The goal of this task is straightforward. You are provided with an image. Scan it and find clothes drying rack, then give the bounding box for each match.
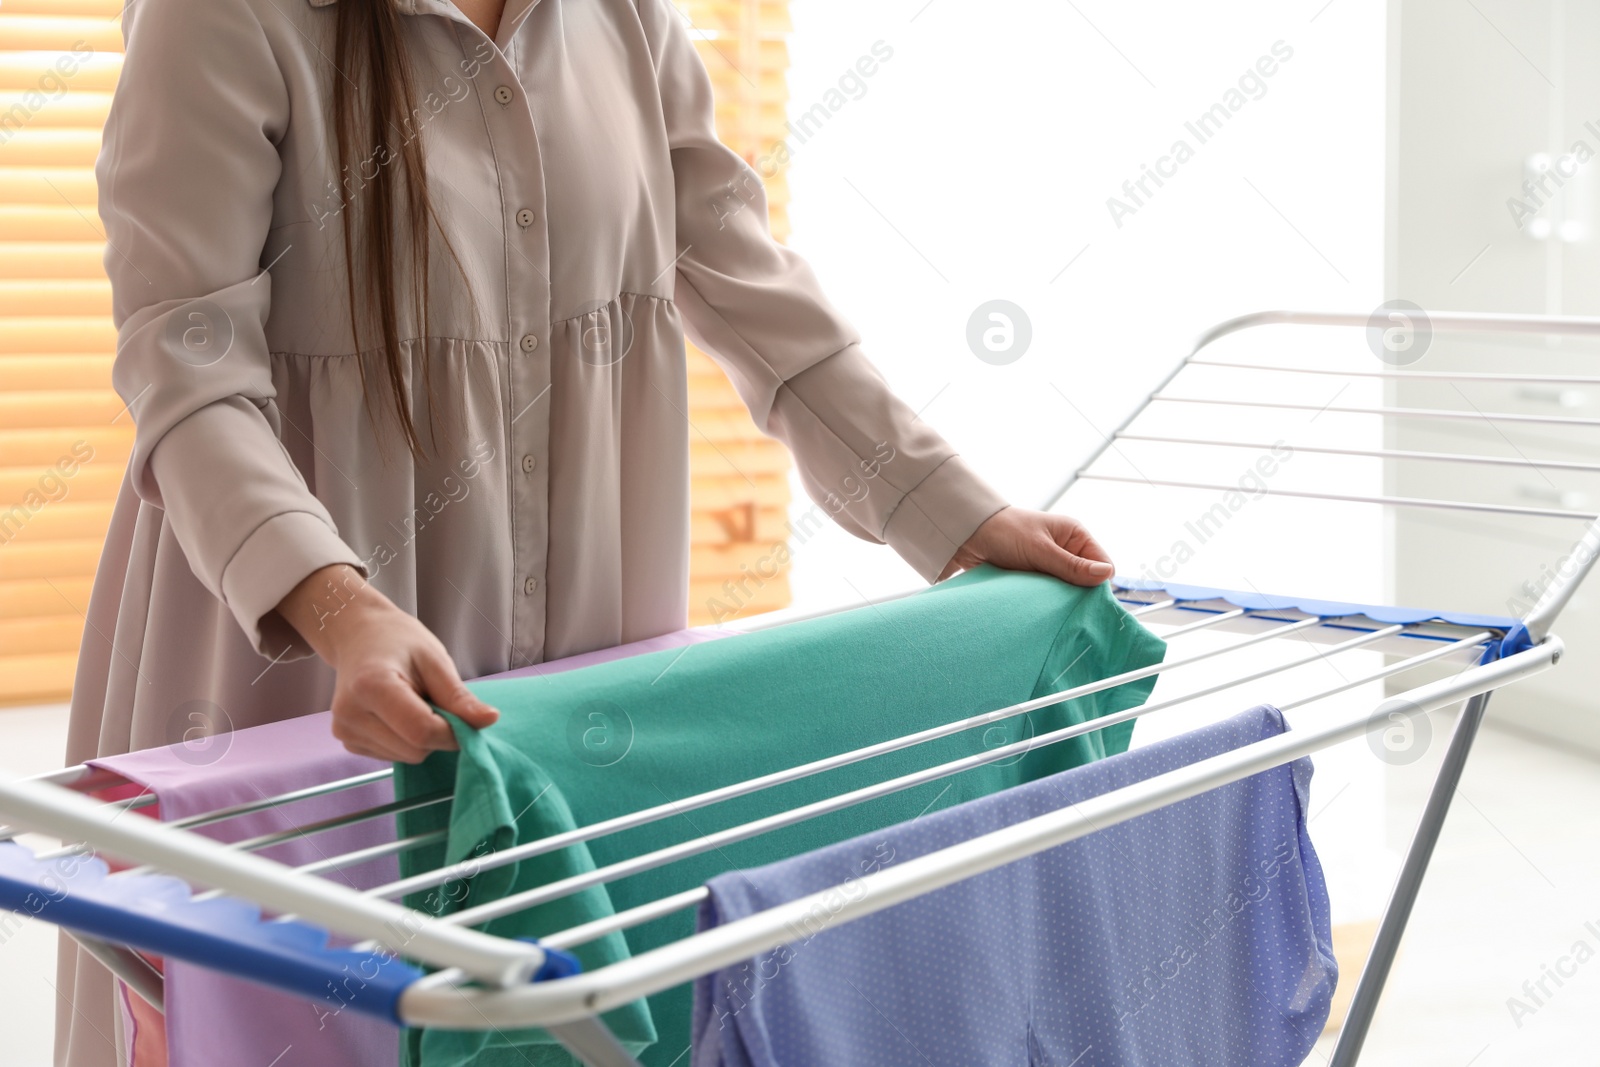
[4,309,1600,1067]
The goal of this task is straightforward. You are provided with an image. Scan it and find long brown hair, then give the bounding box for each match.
[330,0,463,460]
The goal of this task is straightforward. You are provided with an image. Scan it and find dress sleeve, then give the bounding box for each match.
[637,0,1010,582]
[99,0,366,659]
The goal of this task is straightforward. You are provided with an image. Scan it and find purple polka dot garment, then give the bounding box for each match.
[691,705,1336,1067]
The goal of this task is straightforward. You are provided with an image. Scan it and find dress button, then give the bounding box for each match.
[520,334,539,353]
[521,454,537,473]
[523,576,539,595]
[516,208,535,228]
[494,85,514,105]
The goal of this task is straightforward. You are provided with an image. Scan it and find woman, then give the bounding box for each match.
[58,0,1115,1062]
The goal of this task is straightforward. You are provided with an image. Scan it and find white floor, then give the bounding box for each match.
[2,703,84,1067]
[1308,706,1600,1066]
[3,700,1598,1067]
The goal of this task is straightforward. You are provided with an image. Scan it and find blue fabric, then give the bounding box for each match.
[691,706,1336,1067]
[0,840,422,1022]
[1113,577,1527,658]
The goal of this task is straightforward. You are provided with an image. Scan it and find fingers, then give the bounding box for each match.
[319,604,498,764]
[1066,553,1115,585]
[1034,542,1114,586]
[415,646,500,730]
[1038,514,1114,586]
[331,702,430,764]
[362,709,438,765]
[945,507,1116,587]
[335,665,459,764]
[1051,515,1113,568]
[381,679,461,755]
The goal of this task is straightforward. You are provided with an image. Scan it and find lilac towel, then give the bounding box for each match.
[88,627,726,1067]
[692,705,1337,1067]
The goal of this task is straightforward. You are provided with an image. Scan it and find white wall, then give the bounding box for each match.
[779,0,1387,606]
[776,0,1394,929]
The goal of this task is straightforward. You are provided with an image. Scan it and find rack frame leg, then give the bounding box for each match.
[1329,690,1493,1066]
[548,1015,645,1067]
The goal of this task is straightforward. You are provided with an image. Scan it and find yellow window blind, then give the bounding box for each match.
[0,0,126,706]
[679,0,796,626]
[0,1,796,705]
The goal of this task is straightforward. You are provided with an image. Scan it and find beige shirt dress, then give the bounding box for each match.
[56,0,1009,1062]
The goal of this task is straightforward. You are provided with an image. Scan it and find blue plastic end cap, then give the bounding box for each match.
[1494,622,1534,662]
[516,938,583,981]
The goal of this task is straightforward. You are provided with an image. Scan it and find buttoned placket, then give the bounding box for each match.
[437,7,552,668]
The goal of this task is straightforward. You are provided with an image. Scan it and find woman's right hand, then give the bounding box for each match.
[276,564,500,763]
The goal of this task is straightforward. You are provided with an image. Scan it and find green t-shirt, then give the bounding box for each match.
[396,566,1167,1067]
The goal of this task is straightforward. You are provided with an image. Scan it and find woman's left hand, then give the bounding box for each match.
[939,506,1115,586]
